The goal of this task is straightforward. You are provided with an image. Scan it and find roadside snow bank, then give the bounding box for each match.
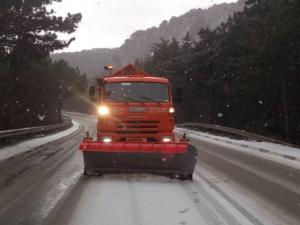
[63,111,96,119]
[176,127,300,162]
[0,121,80,162]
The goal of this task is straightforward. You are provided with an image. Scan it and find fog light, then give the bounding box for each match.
[102,136,112,143]
[162,136,172,143]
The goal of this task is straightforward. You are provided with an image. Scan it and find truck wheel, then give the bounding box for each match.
[83,167,89,176]
[178,173,193,181]
[84,167,103,177]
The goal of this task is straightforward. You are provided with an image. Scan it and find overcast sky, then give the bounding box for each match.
[51,0,237,52]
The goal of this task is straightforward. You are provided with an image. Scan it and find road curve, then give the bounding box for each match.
[0,113,299,225]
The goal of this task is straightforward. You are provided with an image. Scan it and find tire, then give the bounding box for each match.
[83,167,89,176]
[84,167,103,177]
[178,173,193,181]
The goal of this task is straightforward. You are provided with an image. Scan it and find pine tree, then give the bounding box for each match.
[0,0,83,129]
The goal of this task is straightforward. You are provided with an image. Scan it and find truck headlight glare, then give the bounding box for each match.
[98,106,110,116]
[169,107,175,113]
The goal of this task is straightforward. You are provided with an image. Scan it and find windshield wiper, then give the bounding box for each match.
[107,97,145,105]
[137,97,162,104]
[107,96,163,105]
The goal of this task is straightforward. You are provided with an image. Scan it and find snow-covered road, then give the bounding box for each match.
[50,171,257,225]
[0,113,299,225]
[176,127,300,163]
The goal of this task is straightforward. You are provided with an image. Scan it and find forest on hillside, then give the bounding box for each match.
[0,0,87,130]
[137,0,300,144]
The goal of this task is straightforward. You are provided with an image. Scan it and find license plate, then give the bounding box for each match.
[128,107,146,113]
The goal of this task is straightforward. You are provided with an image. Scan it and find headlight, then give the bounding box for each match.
[102,136,112,143]
[169,107,175,113]
[98,106,110,116]
[162,136,172,143]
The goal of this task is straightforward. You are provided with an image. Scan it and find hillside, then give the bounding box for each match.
[51,0,245,78]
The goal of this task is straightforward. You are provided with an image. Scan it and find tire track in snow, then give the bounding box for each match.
[181,182,235,225]
[0,140,81,225]
[127,180,144,225]
[194,169,265,225]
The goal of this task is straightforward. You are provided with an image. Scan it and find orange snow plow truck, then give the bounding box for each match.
[79,64,197,180]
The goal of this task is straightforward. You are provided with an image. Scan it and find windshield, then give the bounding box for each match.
[104,82,169,102]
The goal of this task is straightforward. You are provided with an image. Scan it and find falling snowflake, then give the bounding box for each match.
[264,122,268,127]
[258,100,263,104]
[26,108,30,112]
[38,114,46,121]
[226,104,230,108]
[217,113,223,118]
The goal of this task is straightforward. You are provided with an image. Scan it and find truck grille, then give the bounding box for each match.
[115,120,159,134]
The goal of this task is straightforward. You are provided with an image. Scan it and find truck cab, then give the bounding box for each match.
[93,65,176,144]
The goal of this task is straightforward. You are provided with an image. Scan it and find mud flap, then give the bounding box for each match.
[82,144,197,180]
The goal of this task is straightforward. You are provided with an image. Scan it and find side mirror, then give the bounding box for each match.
[174,87,183,103]
[89,86,97,102]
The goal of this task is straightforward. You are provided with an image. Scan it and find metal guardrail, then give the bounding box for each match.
[178,122,298,147]
[0,116,72,141]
